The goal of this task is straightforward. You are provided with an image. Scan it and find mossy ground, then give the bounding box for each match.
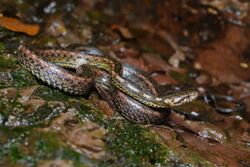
[0,58,211,166]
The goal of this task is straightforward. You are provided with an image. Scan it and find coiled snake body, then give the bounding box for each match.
[17,45,198,123]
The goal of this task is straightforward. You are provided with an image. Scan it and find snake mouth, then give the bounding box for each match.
[164,90,199,107]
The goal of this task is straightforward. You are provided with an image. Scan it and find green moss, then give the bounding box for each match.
[17,103,60,127]
[0,55,17,70]
[0,89,63,127]
[0,128,95,167]
[0,27,16,38]
[0,96,25,119]
[0,42,6,52]
[12,68,38,88]
[0,72,13,88]
[34,132,63,159]
[31,132,95,166]
[0,128,30,161]
[103,120,172,166]
[34,132,89,166]
[69,98,105,124]
[184,151,213,167]
[9,145,23,163]
[32,86,68,101]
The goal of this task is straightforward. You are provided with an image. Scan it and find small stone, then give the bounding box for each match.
[196,74,211,85]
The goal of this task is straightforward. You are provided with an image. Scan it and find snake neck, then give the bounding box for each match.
[111,74,166,108]
[163,91,199,107]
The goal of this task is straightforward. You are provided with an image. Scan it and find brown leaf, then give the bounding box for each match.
[0,16,40,36]
[111,24,134,39]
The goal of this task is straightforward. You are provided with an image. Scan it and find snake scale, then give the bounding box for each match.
[17,44,198,123]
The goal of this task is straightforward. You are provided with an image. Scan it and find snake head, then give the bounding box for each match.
[163,90,199,107]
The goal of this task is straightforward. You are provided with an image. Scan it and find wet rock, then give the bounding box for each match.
[47,112,106,159]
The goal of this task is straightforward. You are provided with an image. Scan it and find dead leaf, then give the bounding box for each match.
[111,24,134,39]
[0,16,40,36]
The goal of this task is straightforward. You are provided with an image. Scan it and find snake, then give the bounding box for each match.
[17,45,198,110]
[14,46,228,142]
[92,59,170,124]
